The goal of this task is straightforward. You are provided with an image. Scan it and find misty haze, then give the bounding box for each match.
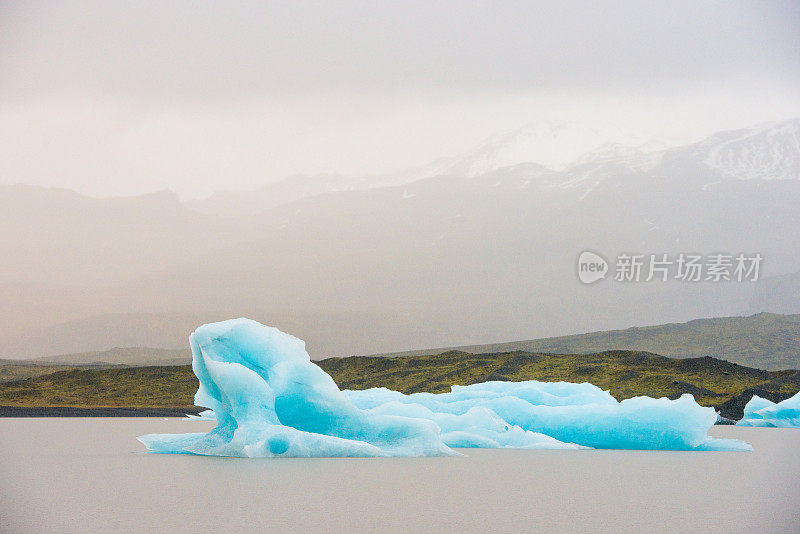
[2,3,800,533]
[1,3,799,363]
[1,117,799,359]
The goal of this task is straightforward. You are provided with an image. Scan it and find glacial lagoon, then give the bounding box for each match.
[1,418,798,534]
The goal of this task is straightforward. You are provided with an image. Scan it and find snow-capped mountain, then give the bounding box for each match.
[427,121,671,178]
[188,121,676,216]
[697,119,800,181]
[505,118,800,200]
[418,118,800,196]
[552,143,663,199]
[187,118,800,219]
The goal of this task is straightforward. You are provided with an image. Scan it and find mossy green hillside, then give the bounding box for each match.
[1,350,797,418]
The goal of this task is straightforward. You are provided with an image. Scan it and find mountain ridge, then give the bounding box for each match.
[4,312,798,372]
[182,118,800,217]
[1,118,798,359]
[372,312,800,370]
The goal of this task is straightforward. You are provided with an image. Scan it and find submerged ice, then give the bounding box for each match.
[139,319,750,457]
[736,392,800,427]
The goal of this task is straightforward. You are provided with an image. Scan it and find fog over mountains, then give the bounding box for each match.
[2,119,799,359]
[188,121,675,217]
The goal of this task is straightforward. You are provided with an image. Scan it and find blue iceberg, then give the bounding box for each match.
[736,393,800,427]
[139,319,454,457]
[344,385,749,451]
[138,318,751,457]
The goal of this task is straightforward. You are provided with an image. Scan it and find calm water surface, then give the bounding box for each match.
[1,418,798,533]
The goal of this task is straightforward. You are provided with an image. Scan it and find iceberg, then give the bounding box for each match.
[139,318,751,457]
[344,385,749,451]
[736,392,800,427]
[139,319,454,457]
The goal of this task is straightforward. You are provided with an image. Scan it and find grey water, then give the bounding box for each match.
[1,419,798,534]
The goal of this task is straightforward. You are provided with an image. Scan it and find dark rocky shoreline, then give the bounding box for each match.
[0,406,204,417]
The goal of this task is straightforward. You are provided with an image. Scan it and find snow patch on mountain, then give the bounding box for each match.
[702,119,800,181]
[556,143,663,198]
[434,121,669,178]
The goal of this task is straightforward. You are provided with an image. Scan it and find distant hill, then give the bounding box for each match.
[0,348,191,383]
[749,271,800,315]
[0,185,256,287]
[0,361,84,383]
[1,350,798,419]
[5,312,799,373]
[375,313,800,371]
[32,347,191,366]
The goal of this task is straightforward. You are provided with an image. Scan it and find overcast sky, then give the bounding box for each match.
[1,1,798,198]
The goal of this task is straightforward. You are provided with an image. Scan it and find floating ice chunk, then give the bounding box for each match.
[139,319,751,456]
[346,383,750,451]
[139,319,455,457]
[737,392,800,427]
[736,395,776,426]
